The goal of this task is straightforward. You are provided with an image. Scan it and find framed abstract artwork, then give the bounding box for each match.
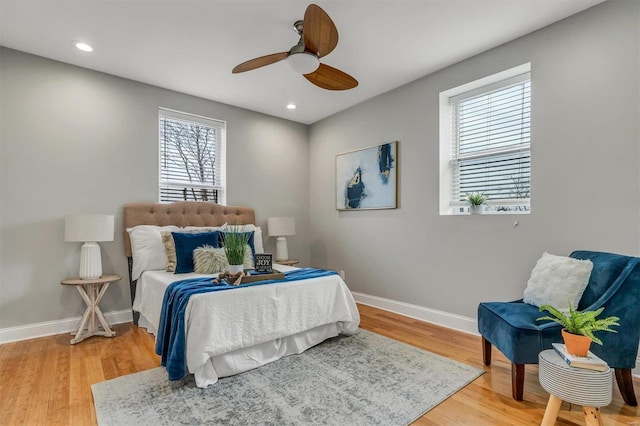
[336,141,398,210]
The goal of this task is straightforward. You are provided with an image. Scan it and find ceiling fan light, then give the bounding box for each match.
[287,52,319,74]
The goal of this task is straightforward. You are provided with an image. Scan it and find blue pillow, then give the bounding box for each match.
[219,231,255,257]
[172,231,220,274]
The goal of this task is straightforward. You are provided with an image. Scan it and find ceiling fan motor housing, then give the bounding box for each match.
[287,19,320,74]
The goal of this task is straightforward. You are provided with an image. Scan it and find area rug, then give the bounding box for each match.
[92,330,483,425]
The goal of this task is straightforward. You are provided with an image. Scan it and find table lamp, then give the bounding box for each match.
[267,217,295,262]
[65,214,114,279]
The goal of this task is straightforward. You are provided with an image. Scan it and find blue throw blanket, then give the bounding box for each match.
[155,268,338,381]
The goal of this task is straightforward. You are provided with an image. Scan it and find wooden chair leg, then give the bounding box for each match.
[482,336,492,366]
[614,368,638,406]
[511,363,525,401]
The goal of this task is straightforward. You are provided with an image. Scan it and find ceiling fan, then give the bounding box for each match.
[232,4,358,91]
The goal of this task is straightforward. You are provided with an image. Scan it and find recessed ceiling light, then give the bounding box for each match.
[286,104,297,110]
[74,42,93,52]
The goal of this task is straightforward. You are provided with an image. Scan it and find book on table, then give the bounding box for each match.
[552,343,608,372]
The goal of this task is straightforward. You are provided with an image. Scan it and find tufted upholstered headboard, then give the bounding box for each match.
[123,201,256,257]
[123,201,256,323]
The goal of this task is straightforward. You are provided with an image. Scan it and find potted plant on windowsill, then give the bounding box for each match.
[466,192,488,215]
[537,303,620,356]
[223,225,251,275]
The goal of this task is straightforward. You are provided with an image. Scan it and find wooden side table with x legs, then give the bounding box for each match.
[61,274,121,344]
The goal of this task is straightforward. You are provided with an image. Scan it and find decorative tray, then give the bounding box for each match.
[214,269,285,286]
[239,269,285,284]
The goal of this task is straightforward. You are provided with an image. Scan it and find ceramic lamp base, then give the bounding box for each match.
[79,241,102,280]
[275,236,289,262]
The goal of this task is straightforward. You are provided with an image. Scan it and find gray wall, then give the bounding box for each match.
[0,47,309,328]
[308,0,640,318]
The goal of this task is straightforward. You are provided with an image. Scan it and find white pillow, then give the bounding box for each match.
[243,244,255,268]
[523,252,593,311]
[183,225,225,232]
[244,225,264,254]
[127,225,180,281]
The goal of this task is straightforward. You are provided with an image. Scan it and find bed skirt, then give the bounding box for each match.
[138,314,341,387]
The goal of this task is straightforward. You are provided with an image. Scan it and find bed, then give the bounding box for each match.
[123,201,360,387]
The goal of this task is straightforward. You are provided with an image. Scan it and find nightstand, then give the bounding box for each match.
[61,274,121,344]
[276,259,299,266]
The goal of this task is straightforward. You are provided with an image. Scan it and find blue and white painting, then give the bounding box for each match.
[336,141,397,210]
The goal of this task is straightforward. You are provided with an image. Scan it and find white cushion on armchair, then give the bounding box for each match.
[523,252,593,312]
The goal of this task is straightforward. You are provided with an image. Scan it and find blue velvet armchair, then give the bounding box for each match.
[478,250,640,405]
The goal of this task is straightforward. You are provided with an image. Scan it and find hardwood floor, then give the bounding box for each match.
[0,304,638,425]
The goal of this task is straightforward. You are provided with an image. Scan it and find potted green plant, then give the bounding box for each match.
[537,303,620,356]
[223,225,251,275]
[466,192,488,214]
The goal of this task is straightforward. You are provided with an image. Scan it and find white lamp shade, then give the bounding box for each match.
[65,214,114,242]
[268,217,295,237]
[65,214,113,279]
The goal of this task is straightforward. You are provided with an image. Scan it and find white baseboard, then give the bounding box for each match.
[353,292,640,379]
[0,309,133,344]
[3,298,640,379]
[352,291,479,336]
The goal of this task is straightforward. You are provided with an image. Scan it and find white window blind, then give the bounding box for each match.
[451,73,531,212]
[159,109,225,204]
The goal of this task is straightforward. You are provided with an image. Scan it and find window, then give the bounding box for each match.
[439,64,531,215]
[159,108,226,204]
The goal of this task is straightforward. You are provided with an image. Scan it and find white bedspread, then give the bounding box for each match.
[134,266,360,387]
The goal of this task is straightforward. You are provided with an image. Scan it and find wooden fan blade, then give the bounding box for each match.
[304,63,358,91]
[232,52,288,73]
[303,4,338,58]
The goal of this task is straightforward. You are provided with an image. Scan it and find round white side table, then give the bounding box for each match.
[538,349,612,426]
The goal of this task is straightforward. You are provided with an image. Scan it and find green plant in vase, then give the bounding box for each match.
[466,192,488,214]
[223,225,251,274]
